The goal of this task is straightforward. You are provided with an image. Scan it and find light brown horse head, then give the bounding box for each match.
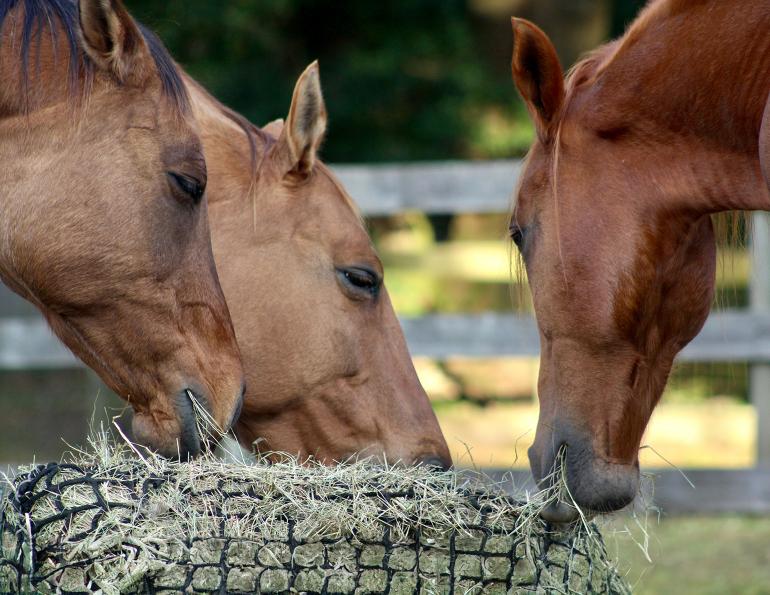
[0,0,245,458]
[193,63,451,469]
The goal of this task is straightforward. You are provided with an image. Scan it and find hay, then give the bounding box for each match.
[0,433,630,594]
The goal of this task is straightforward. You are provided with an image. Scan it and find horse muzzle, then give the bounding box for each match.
[129,385,244,460]
[529,424,640,524]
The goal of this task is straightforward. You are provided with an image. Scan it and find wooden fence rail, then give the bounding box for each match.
[4,310,770,368]
[334,160,520,215]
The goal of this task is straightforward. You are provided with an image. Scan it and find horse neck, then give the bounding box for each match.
[593,0,770,213]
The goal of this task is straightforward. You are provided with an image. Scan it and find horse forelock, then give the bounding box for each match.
[0,0,189,114]
[136,23,189,114]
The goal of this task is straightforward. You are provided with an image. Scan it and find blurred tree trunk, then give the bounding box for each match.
[610,0,647,37]
[525,0,611,66]
[428,214,455,243]
[471,0,611,68]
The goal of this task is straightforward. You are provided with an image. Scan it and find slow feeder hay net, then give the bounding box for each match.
[0,439,630,594]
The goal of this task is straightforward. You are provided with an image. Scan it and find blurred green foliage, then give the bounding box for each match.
[130,0,531,162]
[129,1,654,161]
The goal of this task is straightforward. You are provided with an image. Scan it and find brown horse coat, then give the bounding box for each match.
[510,0,770,520]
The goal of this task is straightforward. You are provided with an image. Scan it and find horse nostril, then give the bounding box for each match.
[228,384,246,432]
[417,456,451,472]
[176,389,202,460]
[540,500,580,524]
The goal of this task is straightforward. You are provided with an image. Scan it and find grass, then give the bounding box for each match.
[607,516,770,595]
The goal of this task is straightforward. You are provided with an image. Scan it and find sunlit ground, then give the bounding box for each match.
[417,356,756,469]
[430,397,755,470]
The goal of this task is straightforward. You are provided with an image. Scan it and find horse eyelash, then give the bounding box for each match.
[509,223,524,245]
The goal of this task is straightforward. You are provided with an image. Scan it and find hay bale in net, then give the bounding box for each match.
[0,442,630,594]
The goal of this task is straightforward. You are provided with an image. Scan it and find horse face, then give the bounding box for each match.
[0,0,244,458]
[510,19,716,521]
[202,64,451,469]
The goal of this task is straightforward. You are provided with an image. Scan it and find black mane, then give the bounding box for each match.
[0,0,189,112]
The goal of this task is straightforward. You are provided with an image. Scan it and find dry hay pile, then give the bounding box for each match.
[0,437,630,594]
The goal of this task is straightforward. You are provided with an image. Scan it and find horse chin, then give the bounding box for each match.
[566,455,639,514]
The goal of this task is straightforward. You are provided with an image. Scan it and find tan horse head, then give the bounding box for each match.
[0,0,245,458]
[188,63,451,468]
[510,1,770,521]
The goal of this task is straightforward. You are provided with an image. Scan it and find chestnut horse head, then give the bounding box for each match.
[510,0,770,521]
[187,63,451,468]
[0,0,245,458]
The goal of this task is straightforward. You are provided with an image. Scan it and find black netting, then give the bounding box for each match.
[0,462,630,594]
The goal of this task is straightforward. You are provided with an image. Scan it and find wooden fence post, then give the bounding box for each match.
[750,211,770,468]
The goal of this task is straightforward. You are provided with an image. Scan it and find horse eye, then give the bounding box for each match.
[510,224,524,246]
[338,267,381,297]
[168,172,205,203]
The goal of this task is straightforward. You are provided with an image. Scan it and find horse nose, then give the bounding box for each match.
[178,383,245,455]
[529,426,639,522]
[416,455,452,472]
[128,391,204,460]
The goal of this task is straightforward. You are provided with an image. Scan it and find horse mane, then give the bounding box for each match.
[554,0,715,161]
[183,73,270,197]
[563,0,706,94]
[616,0,704,53]
[0,0,189,113]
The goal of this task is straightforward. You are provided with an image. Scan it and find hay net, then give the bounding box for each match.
[0,439,630,594]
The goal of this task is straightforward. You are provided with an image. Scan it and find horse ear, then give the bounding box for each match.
[278,61,327,176]
[511,18,565,141]
[263,118,285,138]
[78,0,151,84]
